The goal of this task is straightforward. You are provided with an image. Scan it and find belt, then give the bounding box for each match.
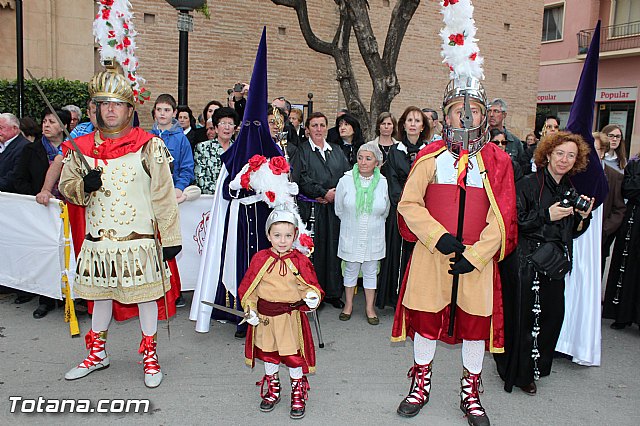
[257,299,305,316]
[85,229,155,242]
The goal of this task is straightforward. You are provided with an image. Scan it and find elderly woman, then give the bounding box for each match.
[193,107,238,194]
[368,112,398,164]
[291,112,351,309]
[601,124,627,173]
[335,142,390,324]
[377,106,430,309]
[495,132,594,395]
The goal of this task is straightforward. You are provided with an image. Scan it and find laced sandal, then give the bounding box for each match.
[257,373,281,412]
[290,376,310,419]
[397,362,432,417]
[139,333,162,388]
[65,330,109,380]
[460,368,490,426]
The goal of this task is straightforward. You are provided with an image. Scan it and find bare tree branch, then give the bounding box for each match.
[383,0,420,71]
[272,0,334,56]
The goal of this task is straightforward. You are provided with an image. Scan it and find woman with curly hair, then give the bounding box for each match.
[495,131,594,395]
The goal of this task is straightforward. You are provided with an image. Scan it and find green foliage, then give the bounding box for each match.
[0,78,90,122]
[195,2,210,19]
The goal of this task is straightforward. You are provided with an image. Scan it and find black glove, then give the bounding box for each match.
[162,245,182,261]
[435,233,465,255]
[448,256,475,275]
[83,169,103,193]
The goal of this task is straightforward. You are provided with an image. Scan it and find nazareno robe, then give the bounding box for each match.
[391,140,518,352]
[239,249,324,373]
[494,168,590,391]
[377,139,423,309]
[291,141,350,300]
[603,158,640,327]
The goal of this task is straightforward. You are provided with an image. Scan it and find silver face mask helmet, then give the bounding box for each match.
[265,205,299,235]
[442,76,489,157]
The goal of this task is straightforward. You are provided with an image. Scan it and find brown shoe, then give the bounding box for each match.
[338,312,351,321]
[367,316,379,326]
[518,382,537,395]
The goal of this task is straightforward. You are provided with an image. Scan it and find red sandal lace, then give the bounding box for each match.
[290,376,310,418]
[403,362,432,405]
[257,373,281,411]
[460,368,490,426]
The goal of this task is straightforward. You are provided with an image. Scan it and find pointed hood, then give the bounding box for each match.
[567,20,608,207]
[221,27,281,180]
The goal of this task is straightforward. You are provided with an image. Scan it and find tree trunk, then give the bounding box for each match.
[272,0,420,140]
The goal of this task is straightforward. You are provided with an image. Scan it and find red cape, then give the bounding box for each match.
[392,140,518,352]
[239,249,324,373]
[64,128,179,321]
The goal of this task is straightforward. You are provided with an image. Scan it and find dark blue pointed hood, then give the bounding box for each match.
[221,27,281,180]
[567,20,608,207]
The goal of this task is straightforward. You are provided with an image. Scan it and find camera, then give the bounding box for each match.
[233,83,244,93]
[559,188,590,212]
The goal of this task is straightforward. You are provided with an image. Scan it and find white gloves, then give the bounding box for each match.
[303,291,320,309]
[246,310,260,326]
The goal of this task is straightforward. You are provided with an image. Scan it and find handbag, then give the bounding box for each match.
[527,241,571,280]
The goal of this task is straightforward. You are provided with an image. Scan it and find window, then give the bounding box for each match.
[542,4,564,42]
[612,0,640,37]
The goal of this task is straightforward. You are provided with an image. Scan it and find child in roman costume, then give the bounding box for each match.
[239,205,323,420]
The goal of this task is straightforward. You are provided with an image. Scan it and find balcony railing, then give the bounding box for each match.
[577,21,640,54]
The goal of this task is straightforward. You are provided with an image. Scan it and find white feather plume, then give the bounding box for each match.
[440,0,484,80]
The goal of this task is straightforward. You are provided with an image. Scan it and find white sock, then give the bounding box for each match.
[91,299,112,332]
[413,333,436,365]
[289,367,303,380]
[462,340,485,374]
[265,362,280,376]
[137,301,158,336]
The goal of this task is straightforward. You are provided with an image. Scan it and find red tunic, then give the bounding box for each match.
[392,140,518,351]
[239,249,324,373]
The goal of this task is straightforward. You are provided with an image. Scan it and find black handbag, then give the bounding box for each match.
[527,242,571,280]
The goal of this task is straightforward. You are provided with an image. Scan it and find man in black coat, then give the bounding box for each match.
[0,113,30,193]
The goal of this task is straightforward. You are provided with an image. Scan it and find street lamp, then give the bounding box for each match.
[165,0,205,107]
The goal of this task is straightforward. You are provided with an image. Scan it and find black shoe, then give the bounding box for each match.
[15,295,35,304]
[518,381,537,395]
[175,295,186,308]
[610,321,630,330]
[397,398,426,418]
[234,329,247,339]
[325,298,345,309]
[33,304,53,319]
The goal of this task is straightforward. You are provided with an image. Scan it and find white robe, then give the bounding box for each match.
[555,205,602,366]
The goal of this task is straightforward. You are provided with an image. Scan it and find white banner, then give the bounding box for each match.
[175,195,214,291]
[0,192,75,299]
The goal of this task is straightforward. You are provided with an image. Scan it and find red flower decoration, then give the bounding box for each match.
[268,156,290,175]
[122,58,130,66]
[299,234,314,249]
[107,30,115,38]
[443,0,459,6]
[101,8,110,20]
[265,191,276,202]
[122,37,131,47]
[448,33,465,46]
[240,172,251,190]
[470,52,477,61]
[247,155,267,172]
[101,0,114,5]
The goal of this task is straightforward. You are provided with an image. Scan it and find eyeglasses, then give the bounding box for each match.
[217,122,235,128]
[607,133,622,140]
[551,150,577,161]
[491,140,508,146]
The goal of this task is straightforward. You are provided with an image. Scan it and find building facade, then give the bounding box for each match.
[0,0,543,138]
[538,0,640,154]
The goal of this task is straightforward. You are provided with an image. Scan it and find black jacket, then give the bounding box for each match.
[0,133,30,192]
[12,138,50,196]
